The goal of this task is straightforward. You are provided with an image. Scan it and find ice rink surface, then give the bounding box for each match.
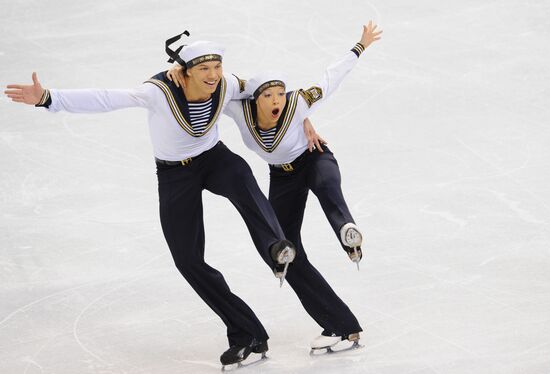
[1,0,550,373]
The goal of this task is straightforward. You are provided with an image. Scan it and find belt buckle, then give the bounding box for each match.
[281,163,294,172]
[181,157,192,166]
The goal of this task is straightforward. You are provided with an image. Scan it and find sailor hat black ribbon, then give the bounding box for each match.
[165,32,225,69]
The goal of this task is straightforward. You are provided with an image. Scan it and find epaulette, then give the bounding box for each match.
[298,86,323,108]
[232,74,247,93]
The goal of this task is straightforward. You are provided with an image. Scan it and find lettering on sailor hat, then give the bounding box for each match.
[245,71,287,99]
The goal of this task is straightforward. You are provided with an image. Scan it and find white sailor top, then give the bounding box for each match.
[42,72,247,161]
[223,45,364,165]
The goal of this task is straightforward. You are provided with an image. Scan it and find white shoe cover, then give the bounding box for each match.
[340,223,363,247]
[310,335,342,349]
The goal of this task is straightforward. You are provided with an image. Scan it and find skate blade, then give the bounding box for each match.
[309,341,363,356]
[221,353,268,371]
[348,247,361,271]
[279,260,290,288]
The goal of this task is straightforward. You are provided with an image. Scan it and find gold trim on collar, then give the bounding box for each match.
[145,77,226,137]
[242,91,299,153]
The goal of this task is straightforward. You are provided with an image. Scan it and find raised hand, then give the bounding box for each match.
[359,20,383,48]
[4,72,45,105]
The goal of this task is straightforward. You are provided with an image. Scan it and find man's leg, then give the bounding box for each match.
[203,143,287,268]
[157,161,268,346]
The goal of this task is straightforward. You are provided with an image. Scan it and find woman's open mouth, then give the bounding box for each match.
[272,108,280,117]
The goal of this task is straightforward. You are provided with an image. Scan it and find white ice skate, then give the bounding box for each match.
[310,332,362,355]
[340,223,363,270]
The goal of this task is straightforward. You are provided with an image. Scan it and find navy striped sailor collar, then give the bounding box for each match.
[241,90,300,153]
[145,71,227,137]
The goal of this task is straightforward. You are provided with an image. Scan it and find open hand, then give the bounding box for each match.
[359,21,383,48]
[4,72,45,105]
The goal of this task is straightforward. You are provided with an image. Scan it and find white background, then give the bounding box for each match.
[1,1,549,373]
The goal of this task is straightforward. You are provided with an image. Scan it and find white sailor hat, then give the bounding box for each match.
[245,71,287,99]
[178,40,225,68]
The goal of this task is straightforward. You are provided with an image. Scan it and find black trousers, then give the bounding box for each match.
[157,141,284,347]
[269,145,362,337]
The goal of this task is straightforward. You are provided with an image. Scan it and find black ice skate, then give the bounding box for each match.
[340,223,363,271]
[310,332,363,355]
[220,339,268,371]
[270,240,296,287]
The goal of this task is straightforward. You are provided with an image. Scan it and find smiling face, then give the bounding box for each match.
[185,60,223,99]
[255,86,287,129]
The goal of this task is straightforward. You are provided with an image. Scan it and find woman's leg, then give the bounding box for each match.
[269,162,362,337]
[307,147,359,252]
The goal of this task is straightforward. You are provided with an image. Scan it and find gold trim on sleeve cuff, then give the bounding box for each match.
[37,89,50,106]
[351,43,365,57]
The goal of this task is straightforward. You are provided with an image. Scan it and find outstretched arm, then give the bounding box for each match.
[298,21,382,116]
[5,72,152,113]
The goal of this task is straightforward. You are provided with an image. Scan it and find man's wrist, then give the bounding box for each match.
[35,89,51,108]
